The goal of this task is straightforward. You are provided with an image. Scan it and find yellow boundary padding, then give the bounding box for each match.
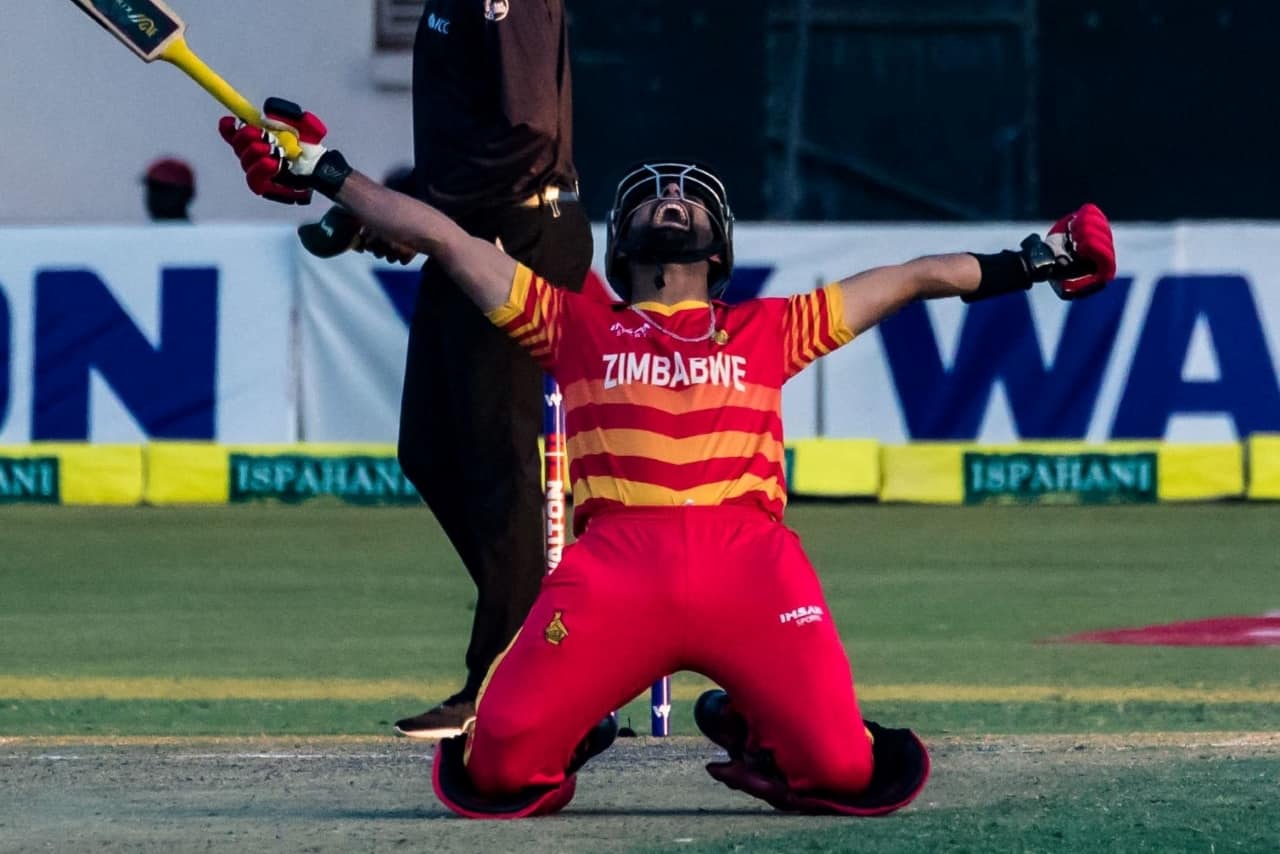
[0,444,142,505]
[1247,434,1280,499]
[788,438,880,497]
[1159,443,1243,500]
[881,441,1243,504]
[0,440,1251,506]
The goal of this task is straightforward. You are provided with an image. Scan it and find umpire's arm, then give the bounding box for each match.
[335,171,518,312]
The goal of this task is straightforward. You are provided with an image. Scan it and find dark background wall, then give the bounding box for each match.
[1038,0,1274,220]
[569,0,1277,222]
[569,0,769,220]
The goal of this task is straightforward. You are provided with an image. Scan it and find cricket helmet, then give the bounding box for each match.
[605,160,735,301]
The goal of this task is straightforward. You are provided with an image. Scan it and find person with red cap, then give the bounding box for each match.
[144,157,196,221]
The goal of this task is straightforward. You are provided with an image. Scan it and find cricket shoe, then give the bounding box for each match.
[394,691,476,739]
[704,720,931,816]
[567,712,620,775]
[694,689,749,759]
[431,714,618,819]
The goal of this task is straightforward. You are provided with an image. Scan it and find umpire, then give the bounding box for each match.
[393,0,593,739]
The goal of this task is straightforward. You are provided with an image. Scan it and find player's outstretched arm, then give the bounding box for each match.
[837,205,1117,335]
[836,253,982,336]
[219,99,516,313]
[335,173,516,311]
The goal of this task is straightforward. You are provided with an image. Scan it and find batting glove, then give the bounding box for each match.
[219,98,351,204]
[1021,203,1117,300]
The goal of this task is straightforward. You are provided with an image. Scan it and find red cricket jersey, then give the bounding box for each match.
[488,264,855,531]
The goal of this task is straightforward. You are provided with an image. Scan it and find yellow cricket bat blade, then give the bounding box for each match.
[66,0,300,157]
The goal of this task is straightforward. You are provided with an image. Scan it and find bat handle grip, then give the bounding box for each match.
[239,113,303,161]
[277,130,303,160]
[162,40,303,159]
[224,97,303,160]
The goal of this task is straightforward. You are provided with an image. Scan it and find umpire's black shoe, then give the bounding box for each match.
[694,689,749,759]
[567,713,620,775]
[394,691,476,740]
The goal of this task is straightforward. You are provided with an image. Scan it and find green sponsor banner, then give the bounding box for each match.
[228,454,421,505]
[0,457,60,504]
[964,451,1158,505]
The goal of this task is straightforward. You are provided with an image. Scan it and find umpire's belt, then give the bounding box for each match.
[519,186,579,208]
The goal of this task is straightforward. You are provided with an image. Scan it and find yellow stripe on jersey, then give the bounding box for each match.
[820,283,856,351]
[486,263,536,327]
[575,472,787,508]
[631,299,711,315]
[487,264,558,361]
[570,428,787,467]
[783,284,856,376]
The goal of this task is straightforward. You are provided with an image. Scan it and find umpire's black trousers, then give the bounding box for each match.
[398,199,593,699]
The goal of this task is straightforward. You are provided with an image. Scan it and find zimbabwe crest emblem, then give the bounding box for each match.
[544,610,569,645]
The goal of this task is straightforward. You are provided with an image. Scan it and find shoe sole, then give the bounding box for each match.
[393,716,476,740]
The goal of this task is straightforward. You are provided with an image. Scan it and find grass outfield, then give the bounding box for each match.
[2,504,1276,851]
[1,502,1276,736]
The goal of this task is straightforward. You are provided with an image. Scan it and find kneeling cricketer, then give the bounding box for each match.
[220,99,1116,819]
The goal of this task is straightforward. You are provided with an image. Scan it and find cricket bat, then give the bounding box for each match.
[66,0,300,157]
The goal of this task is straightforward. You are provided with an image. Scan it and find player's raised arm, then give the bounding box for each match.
[837,204,1117,335]
[218,99,517,313]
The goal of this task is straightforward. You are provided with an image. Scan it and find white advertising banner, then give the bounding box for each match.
[4,222,1278,446]
[772,224,1280,443]
[297,223,1280,444]
[296,251,417,441]
[0,225,296,444]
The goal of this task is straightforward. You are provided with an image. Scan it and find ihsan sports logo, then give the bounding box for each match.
[779,605,824,626]
[485,0,510,22]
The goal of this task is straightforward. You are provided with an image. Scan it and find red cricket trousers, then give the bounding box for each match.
[464,505,873,795]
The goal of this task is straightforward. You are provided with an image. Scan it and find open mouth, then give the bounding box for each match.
[653,200,692,230]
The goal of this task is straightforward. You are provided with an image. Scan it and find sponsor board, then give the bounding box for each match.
[0,455,58,504]
[145,443,418,506]
[0,226,294,444]
[0,445,143,505]
[963,451,1157,505]
[297,223,1280,443]
[882,442,1241,504]
[228,453,419,505]
[3,223,1280,445]
[0,440,1246,505]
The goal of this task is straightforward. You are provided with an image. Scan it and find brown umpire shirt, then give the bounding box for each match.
[412,0,578,215]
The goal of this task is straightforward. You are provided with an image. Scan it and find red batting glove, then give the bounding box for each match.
[1043,203,1117,300]
[218,98,328,205]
